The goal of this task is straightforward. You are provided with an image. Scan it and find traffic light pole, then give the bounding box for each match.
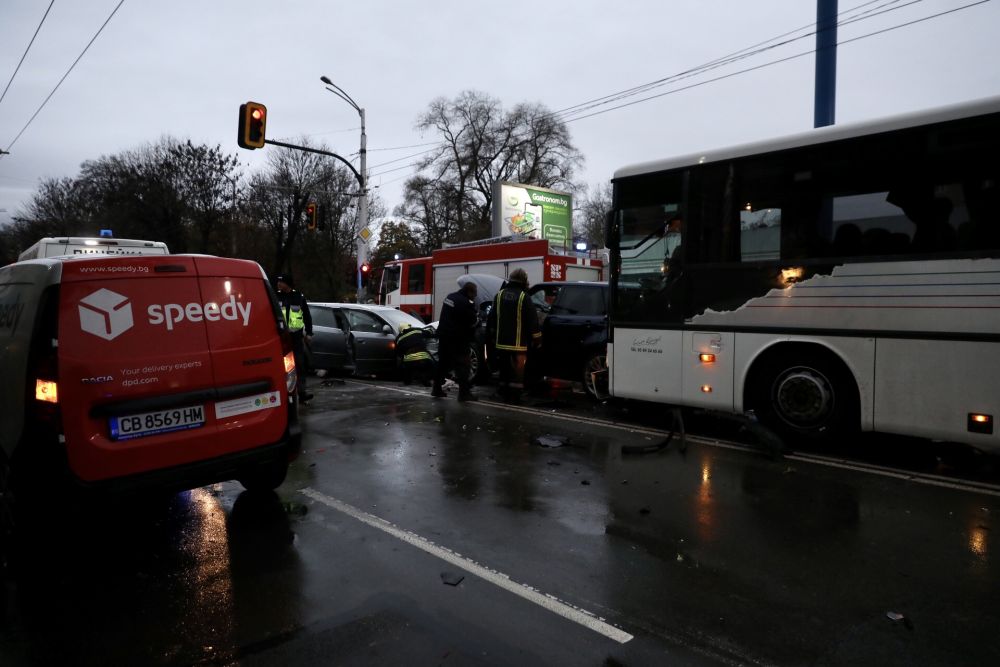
[319,77,369,303]
[263,139,363,186]
[264,137,368,301]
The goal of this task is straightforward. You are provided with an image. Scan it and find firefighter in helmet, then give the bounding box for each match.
[486,268,541,403]
[396,322,434,387]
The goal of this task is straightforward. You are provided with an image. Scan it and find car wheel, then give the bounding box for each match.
[238,460,289,492]
[583,352,609,400]
[746,347,859,443]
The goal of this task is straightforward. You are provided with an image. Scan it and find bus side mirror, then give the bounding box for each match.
[603,210,616,247]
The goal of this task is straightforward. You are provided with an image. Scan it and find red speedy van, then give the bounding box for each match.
[0,253,301,502]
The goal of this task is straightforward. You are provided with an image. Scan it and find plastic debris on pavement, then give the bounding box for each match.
[533,434,569,448]
[886,611,914,630]
[441,571,465,586]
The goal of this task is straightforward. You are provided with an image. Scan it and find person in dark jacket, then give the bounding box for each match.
[275,275,314,404]
[486,268,541,403]
[432,280,478,401]
[396,323,434,387]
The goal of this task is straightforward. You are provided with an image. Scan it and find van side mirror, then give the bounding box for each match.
[382,324,393,335]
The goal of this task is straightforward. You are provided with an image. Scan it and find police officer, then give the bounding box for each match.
[275,275,314,404]
[432,280,478,401]
[487,268,541,403]
[396,322,434,387]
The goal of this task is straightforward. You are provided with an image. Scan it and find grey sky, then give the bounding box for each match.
[1,0,998,228]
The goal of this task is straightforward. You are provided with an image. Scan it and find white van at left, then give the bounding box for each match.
[17,237,169,261]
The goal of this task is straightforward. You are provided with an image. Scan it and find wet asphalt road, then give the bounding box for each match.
[1,378,998,666]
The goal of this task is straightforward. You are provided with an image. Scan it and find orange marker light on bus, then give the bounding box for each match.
[699,353,716,363]
[968,413,993,434]
[700,385,712,393]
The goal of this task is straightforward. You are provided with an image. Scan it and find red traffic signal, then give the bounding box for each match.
[360,262,370,273]
[306,203,317,230]
[237,101,267,149]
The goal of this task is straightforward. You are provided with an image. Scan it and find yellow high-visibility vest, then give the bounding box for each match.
[284,304,305,332]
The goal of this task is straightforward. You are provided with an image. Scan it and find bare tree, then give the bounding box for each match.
[166,140,241,254]
[398,91,583,248]
[246,138,386,299]
[576,182,613,249]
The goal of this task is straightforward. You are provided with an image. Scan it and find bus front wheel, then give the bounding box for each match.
[747,347,859,443]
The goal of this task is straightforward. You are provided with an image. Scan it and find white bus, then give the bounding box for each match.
[606,95,1000,451]
[17,237,169,261]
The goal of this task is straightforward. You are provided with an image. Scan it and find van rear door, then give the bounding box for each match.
[57,255,289,483]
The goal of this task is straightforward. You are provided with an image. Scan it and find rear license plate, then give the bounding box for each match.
[109,405,205,441]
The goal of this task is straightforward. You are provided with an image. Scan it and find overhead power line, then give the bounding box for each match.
[367,0,954,182]
[559,0,991,125]
[551,0,922,122]
[0,0,55,108]
[367,140,441,152]
[289,1,995,188]
[1,0,126,157]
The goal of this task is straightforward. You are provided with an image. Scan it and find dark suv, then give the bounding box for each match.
[472,281,609,399]
[529,281,609,398]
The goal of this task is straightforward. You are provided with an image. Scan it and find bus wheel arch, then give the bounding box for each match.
[744,342,860,441]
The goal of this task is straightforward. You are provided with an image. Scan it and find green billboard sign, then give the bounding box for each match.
[492,182,573,248]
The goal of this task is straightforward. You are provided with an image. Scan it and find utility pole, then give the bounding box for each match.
[814,0,838,128]
[356,107,368,303]
[320,76,369,303]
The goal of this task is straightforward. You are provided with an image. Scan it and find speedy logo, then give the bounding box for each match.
[148,295,251,331]
[79,290,252,338]
[79,289,134,340]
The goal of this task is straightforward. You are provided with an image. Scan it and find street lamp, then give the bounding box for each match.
[320,75,368,303]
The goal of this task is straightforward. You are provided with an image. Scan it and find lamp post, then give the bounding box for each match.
[320,75,367,303]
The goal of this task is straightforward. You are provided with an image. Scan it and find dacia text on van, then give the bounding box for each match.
[0,253,302,513]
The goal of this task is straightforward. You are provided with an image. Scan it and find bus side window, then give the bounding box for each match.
[740,206,782,262]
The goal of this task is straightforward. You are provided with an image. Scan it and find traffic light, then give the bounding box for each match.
[306,203,317,230]
[237,101,267,149]
[360,261,370,286]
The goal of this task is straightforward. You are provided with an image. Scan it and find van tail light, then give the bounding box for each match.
[31,378,61,425]
[278,329,298,395]
[28,287,62,425]
[283,351,298,395]
[31,363,61,424]
[35,379,59,403]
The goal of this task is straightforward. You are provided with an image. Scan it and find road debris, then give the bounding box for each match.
[440,572,465,586]
[886,611,914,630]
[534,434,569,448]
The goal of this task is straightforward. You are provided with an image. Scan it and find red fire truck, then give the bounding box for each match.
[379,237,603,322]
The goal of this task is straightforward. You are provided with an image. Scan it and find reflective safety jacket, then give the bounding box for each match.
[488,284,541,352]
[277,289,312,335]
[396,327,431,363]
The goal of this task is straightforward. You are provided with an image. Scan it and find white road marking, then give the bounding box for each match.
[299,487,634,645]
